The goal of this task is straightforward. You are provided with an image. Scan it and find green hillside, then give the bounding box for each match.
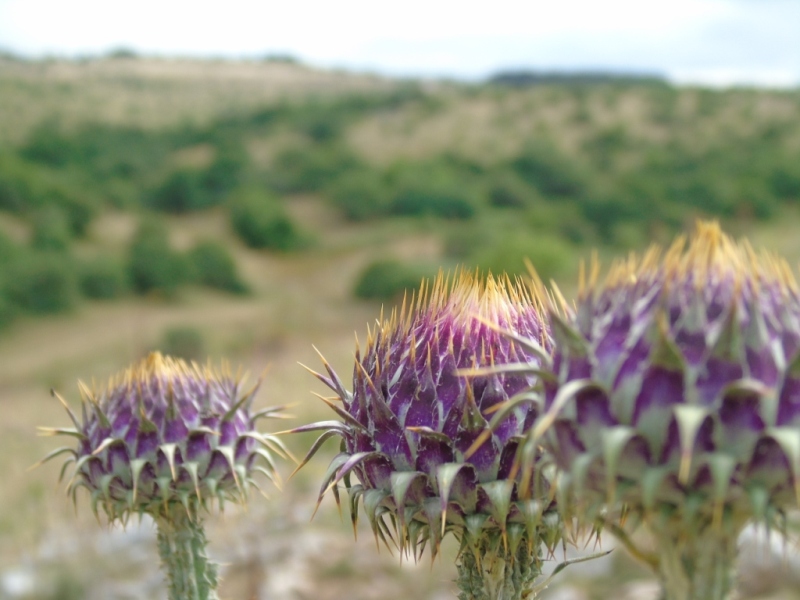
[1,57,799,332]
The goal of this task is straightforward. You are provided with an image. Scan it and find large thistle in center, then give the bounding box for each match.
[295,271,558,599]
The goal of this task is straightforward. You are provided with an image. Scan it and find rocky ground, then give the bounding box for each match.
[4,493,800,600]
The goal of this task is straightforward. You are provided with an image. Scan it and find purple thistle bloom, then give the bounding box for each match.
[532,221,800,599]
[294,270,558,587]
[40,352,286,521]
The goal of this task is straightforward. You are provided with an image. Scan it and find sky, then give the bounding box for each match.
[0,0,799,87]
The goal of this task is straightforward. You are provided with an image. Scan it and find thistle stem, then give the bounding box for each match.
[456,537,541,600]
[155,504,220,600]
[648,522,738,600]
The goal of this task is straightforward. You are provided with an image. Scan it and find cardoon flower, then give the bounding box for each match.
[39,352,286,600]
[526,222,800,599]
[294,272,562,600]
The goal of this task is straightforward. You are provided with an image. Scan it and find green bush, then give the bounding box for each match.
[387,164,477,219]
[583,126,629,168]
[526,203,595,245]
[470,232,573,282]
[0,178,24,213]
[770,163,800,200]
[127,219,188,296]
[20,120,72,167]
[353,259,431,301]
[147,169,211,213]
[0,154,98,233]
[49,183,99,236]
[0,235,19,328]
[392,187,476,219]
[269,144,361,193]
[579,194,652,242]
[325,169,391,220]
[0,231,19,262]
[31,206,72,251]
[4,251,78,313]
[188,240,248,293]
[78,257,128,299]
[22,122,173,182]
[160,326,206,362]
[229,187,306,251]
[510,143,588,198]
[487,172,538,209]
[202,142,247,198]
[0,293,15,330]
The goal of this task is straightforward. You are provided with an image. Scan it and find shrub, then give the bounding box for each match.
[20,120,72,167]
[4,251,78,314]
[49,183,99,236]
[487,172,538,209]
[470,232,573,282]
[188,240,247,293]
[229,187,306,251]
[78,257,128,299]
[527,203,595,245]
[325,169,391,221]
[583,126,629,168]
[23,122,172,182]
[147,169,210,213]
[353,259,431,301]
[770,163,800,200]
[387,164,477,220]
[0,154,98,233]
[159,326,206,362]
[0,177,24,213]
[510,143,588,198]
[31,206,72,251]
[269,144,361,193]
[0,293,15,330]
[390,186,476,219]
[0,231,19,262]
[202,142,247,199]
[127,219,188,296]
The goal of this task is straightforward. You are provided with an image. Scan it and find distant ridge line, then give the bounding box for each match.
[487,70,667,86]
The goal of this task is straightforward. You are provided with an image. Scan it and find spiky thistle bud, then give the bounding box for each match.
[39,352,287,600]
[527,222,800,600]
[294,271,562,600]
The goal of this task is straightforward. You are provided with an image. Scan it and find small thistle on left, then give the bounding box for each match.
[37,351,290,600]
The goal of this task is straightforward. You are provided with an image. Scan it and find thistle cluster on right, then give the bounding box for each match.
[519,221,800,599]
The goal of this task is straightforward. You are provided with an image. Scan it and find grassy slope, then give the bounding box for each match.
[0,56,395,143]
[2,58,800,598]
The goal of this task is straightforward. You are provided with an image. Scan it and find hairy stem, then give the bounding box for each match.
[155,504,219,600]
[648,521,738,600]
[456,536,541,600]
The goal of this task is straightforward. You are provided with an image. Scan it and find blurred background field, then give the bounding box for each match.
[1,54,800,599]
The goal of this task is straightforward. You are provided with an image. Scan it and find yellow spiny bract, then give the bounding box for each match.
[579,220,798,300]
[368,268,547,349]
[78,352,247,407]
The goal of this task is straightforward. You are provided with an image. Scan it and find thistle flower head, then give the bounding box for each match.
[538,221,800,532]
[296,271,555,561]
[40,352,286,522]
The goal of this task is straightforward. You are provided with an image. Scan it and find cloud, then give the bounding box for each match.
[0,0,797,86]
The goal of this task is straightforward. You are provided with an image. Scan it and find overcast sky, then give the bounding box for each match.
[0,0,798,86]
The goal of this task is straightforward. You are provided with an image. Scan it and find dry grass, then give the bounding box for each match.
[0,57,396,143]
[347,84,800,168]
